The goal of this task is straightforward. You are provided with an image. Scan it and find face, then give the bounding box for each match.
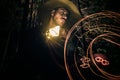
[51,8,69,26]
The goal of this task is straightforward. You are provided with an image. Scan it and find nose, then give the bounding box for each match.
[63,15,67,20]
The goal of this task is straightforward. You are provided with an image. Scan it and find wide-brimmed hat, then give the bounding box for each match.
[39,0,81,28]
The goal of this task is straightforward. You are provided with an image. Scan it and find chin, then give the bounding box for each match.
[60,23,65,27]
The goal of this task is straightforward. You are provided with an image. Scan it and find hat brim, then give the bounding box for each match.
[44,0,81,18]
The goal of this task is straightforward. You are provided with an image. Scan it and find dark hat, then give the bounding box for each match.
[39,0,81,26]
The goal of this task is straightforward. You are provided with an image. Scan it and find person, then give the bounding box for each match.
[44,7,70,70]
[37,0,81,79]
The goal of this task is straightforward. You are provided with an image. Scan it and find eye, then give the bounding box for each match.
[59,12,64,15]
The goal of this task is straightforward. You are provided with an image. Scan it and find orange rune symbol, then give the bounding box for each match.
[80,56,90,68]
[95,56,109,66]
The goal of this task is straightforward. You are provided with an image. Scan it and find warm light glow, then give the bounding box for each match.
[49,26,60,37]
[46,26,60,39]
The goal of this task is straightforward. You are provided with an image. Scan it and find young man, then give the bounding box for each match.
[38,0,81,79]
[38,0,81,70]
[44,7,69,69]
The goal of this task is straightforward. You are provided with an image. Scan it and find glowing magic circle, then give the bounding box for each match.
[64,11,120,80]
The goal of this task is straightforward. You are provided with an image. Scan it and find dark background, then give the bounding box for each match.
[0,0,120,80]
